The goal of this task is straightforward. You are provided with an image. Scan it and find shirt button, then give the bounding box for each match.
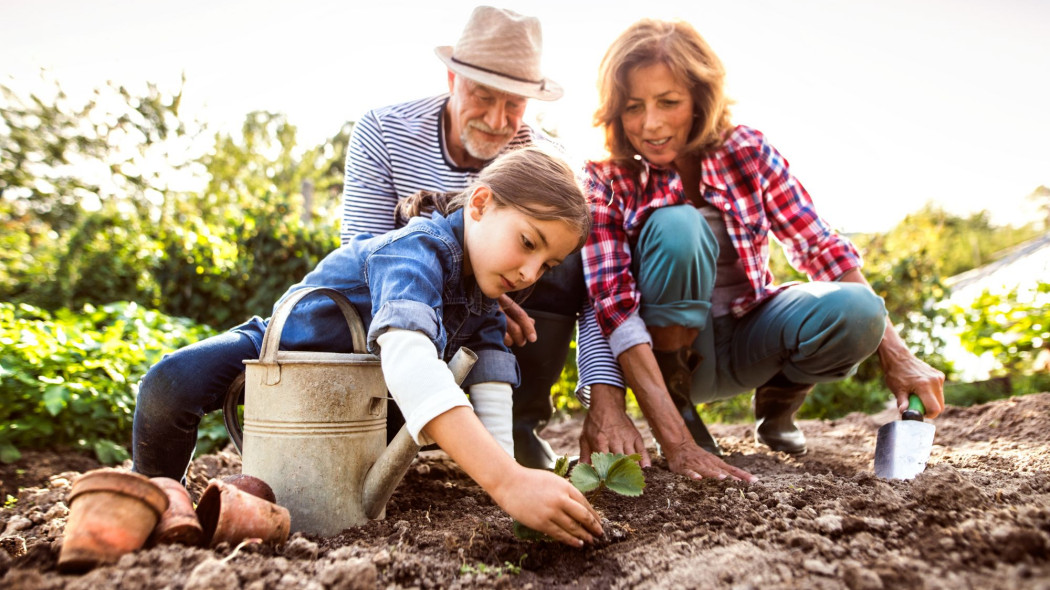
[723,203,731,211]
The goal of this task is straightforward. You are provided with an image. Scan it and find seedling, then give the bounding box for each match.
[569,452,646,498]
[459,553,526,577]
[513,452,645,541]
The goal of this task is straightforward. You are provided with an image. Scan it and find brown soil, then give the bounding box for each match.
[2,393,1049,589]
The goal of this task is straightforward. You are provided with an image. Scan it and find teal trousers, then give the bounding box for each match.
[634,205,887,404]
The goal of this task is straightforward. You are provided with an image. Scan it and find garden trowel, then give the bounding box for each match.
[874,395,935,480]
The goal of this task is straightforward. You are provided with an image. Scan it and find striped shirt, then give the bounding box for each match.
[342,94,541,240]
[340,93,627,394]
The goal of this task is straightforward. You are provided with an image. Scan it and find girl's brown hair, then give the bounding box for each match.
[594,19,734,163]
[395,146,592,251]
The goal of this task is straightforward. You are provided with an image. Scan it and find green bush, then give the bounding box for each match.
[0,301,216,464]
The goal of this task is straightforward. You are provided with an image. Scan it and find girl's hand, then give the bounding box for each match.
[489,466,604,548]
[422,407,601,548]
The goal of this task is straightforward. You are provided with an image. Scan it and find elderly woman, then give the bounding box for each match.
[578,19,945,482]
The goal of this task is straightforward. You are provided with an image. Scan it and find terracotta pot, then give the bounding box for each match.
[58,469,169,573]
[195,479,290,548]
[148,477,203,546]
[221,474,277,504]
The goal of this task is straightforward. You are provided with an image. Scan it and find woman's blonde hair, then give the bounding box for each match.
[594,19,734,163]
[395,147,592,251]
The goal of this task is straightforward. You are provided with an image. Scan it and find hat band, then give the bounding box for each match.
[450,56,544,86]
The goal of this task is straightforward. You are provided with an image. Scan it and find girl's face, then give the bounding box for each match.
[463,187,579,299]
[620,61,695,168]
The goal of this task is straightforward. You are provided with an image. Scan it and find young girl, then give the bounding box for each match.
[132,147,603,547]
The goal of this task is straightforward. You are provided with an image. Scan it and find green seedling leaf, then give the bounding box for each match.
[512,521,553,542]
[569,462,601,493]
[590,452,620,477]
[552,455,570,478]
[604,455,645,497]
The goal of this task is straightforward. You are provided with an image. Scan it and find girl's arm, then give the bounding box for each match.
[376,328,602,546]
[468,382,514,456]
[423,406,603,547]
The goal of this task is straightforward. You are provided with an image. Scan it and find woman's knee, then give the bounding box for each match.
[640,205,718,267]
[826,284,887,356]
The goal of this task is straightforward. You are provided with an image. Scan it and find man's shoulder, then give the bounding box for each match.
[365,94,448,125]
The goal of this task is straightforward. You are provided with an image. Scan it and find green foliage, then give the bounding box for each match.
[0,79,349,329]
[459,555,525,578]
[570,452,645,497]
[0,301,216,463]
[953,283,1050,376]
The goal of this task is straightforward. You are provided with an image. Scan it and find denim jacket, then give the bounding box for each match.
[233,209,519,388]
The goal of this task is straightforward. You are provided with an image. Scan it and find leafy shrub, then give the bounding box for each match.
[0,301,216,464]
[954,283,1050,376]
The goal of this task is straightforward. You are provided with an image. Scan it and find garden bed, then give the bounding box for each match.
[2,393,1049,589]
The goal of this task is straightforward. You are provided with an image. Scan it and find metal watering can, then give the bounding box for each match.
[223,287,476,536]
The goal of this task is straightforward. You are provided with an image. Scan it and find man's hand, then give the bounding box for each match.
[579,384,651,467]
[498,294,536,347]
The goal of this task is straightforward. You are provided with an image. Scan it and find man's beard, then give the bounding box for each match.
[461,120,514,161]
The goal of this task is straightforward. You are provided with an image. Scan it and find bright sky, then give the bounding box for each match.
[3,0,1049,233]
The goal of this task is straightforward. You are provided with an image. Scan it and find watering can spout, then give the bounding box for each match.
[362,347,478,520]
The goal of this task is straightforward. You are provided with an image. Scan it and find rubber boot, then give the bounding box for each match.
[510,311,576,469]
[653,347,722,456]
[753,374,813,455]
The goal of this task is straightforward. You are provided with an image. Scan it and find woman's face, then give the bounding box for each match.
[620,62,695,168]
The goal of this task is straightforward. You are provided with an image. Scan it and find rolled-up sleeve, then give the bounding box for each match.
[582,165,644,337]
[757,137,862,282]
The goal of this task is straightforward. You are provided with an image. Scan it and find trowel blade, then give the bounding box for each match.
[874,420,936,480]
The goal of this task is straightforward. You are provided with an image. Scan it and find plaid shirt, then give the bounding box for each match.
[582,125,863,337]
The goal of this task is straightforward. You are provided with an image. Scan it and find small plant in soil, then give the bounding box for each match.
[513,452,645,541]
[459,554,526,578]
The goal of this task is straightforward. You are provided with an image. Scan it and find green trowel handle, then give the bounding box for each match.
[902,394,926,421]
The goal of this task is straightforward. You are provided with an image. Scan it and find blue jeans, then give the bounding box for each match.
[132,328,266,481]
[635,205,887,404]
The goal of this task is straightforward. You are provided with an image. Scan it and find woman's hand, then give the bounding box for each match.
[489,466,604,548]
[837,269,946,418]
[498,294,536,347]
[880,344,946,418]
[662,439,757,483]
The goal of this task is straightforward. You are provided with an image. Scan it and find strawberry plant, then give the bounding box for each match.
[513,452,645,541]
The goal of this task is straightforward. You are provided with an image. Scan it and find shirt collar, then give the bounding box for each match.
[445,208,499,316]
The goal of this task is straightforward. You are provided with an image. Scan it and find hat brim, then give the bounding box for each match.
[435,46,563,101]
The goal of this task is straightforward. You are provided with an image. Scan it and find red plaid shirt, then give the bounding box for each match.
[582,125,863,337]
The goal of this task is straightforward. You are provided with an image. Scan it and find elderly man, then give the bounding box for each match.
[341,6,624,468]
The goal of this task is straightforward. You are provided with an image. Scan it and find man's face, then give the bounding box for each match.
[446,72,527,165]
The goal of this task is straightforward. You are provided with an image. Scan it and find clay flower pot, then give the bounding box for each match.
[58,469,169,573]
[221,474,277,504]
[195,479,290,548]
[148,477,203,546]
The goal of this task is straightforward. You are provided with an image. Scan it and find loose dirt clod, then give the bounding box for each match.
[2,393,1049,588]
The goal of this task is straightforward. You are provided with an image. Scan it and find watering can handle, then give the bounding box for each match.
[224,287,368,454]
[259,287,369,364]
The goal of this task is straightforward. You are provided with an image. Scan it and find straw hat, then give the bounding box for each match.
[435,6,563,101]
